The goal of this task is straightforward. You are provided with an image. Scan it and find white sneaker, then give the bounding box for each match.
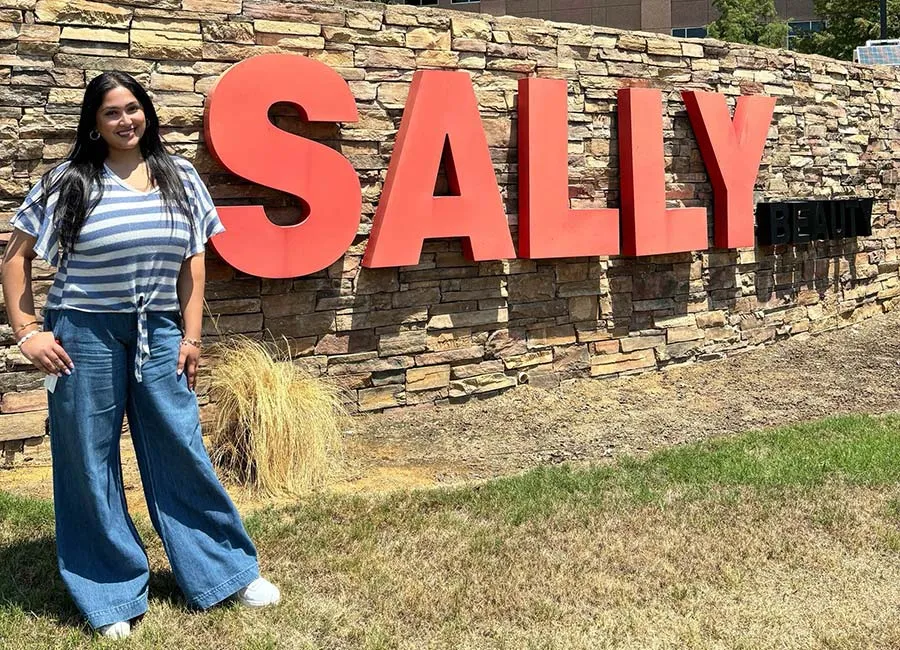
[97,620,131,639]
[234,576,281,607]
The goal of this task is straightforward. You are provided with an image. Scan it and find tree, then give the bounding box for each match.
[793,0,900,60]
[706,0,791,49]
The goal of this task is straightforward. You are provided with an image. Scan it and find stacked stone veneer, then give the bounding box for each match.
[0,0,899,455]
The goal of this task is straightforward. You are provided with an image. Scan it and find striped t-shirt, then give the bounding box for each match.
[10,155,225,380]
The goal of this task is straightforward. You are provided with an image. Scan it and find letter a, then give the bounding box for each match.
[363,70,515,268]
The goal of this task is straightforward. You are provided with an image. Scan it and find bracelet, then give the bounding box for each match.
[13,319,41,335]
[181,337,202,349]
[16,328,42,348]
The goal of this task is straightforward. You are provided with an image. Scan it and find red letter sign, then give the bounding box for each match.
[682,91,776,248]
[204,54,362,278]
[618,88,707,256]
[518,78,619,258]
[362,70,515,268]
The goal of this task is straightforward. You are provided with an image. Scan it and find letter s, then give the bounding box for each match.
[204,54,362,278]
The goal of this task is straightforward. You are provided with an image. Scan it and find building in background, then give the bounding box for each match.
[402,0,824,47]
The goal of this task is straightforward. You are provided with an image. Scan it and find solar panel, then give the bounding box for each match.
[854,39,900,65]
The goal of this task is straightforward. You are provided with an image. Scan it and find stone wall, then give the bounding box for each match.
[0,0,899,458]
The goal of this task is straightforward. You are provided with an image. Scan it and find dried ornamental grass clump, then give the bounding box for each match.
[208,335,345,495]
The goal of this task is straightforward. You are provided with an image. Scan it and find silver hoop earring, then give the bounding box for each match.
[89,129,101,141]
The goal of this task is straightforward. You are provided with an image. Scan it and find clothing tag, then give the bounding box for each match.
[44,374,58,394]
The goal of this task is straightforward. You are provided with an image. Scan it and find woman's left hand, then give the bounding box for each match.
[177,341,201,391]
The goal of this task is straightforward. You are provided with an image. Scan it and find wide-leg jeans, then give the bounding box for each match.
[44,309,259,629]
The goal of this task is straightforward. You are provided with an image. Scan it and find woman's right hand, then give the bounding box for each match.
[19,331,74,376]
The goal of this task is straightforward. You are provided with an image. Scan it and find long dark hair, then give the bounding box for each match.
[34,71,193,257]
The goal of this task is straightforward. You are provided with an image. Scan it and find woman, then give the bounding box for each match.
[1,72,280,639]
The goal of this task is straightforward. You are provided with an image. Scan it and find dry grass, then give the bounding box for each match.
[207,335,345,495]
[2,415,900,649]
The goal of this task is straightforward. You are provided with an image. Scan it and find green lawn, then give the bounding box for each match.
[2,414,900,649]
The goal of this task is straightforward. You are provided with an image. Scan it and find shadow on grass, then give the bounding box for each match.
[0,535,80,626]
[0,536,194,625]
[0,489,202,635]
[148,567,187,609]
